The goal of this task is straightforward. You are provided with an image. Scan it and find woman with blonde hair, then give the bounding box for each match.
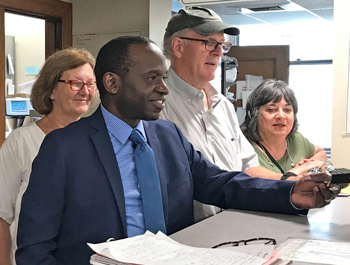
[0,47,96,264]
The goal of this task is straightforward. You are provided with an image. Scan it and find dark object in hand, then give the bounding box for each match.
[329,168,350,184]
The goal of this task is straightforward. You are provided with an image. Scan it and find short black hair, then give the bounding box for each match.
[94,35,153,100]
[240,79,299,143]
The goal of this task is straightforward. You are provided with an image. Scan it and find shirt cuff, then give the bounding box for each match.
[289,182,304,210]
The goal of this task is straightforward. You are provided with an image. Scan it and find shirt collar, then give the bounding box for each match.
[101,104,146,144]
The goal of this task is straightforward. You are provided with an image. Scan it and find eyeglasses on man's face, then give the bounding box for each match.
[179,37,232,53]
[58,80,97,91]
[212,238,277,248]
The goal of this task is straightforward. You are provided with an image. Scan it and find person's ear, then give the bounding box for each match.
[50,86,56,101]
[103,72,121,95]
[172,37,185,59]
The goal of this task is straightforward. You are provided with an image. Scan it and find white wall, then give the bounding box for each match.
[331,0,350,167]
[5,13,45,90]
[149,0,172,48]
[70,0,150,116]
[71,0,173,116]
[71,0,172,54]
[71,0,150,41]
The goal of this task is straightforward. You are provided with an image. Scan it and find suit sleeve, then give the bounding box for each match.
[171,123,308,215]
[16,132,65,265]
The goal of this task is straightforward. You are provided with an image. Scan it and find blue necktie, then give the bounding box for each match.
[129,129,167,234]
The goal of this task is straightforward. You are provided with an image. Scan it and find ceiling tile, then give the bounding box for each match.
[172,0,334,25]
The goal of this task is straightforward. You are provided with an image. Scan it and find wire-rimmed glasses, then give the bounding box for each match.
[212,237,277,248]
[179,37,232,53]
[58,79,97,91]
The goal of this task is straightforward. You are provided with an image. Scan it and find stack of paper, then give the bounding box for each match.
[277,238,350,265]
[90,254,131,265]
[88,231,285,265]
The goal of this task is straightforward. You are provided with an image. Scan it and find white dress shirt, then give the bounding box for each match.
[160,67,259,221]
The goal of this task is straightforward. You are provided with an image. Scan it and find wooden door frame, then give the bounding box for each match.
[226,45,289,108]
[0,0,72,145]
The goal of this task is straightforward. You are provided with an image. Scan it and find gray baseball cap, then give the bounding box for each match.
[164,6,240,40]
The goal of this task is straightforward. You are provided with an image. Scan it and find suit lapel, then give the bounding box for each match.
[143,121,169,225]
[89,107,127,236]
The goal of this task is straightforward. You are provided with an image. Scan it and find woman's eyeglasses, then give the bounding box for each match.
[212,237,277,248]
[58,80,97,91]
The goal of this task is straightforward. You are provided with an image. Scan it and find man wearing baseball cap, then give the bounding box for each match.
[160,6,296,221]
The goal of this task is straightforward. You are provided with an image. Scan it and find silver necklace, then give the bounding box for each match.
[286,144,295,167]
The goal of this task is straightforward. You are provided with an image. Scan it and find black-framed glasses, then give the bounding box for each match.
[179,37,232,53]
[212,238,277,248]
[58,79,97,91]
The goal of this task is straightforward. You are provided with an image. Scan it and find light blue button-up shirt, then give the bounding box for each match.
[101,104,146,237]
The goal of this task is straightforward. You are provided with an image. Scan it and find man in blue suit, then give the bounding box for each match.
[16,36,335,265]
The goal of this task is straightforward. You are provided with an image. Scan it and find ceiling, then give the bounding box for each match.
[172,0,333,26]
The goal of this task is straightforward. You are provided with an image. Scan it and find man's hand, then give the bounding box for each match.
[291,173,339,209]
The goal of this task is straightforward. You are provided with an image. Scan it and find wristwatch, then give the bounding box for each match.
[281,172,297,180]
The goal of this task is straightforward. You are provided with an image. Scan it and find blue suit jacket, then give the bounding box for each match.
[16,107,306,265]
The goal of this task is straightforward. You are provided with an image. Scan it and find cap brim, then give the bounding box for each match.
[191,21,240,36]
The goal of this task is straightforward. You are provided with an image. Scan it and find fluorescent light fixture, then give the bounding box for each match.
[180,0,258,6]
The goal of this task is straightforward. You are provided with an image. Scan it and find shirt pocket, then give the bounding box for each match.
[225,136,240,155]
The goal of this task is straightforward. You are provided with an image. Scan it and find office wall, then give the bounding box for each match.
[69,0,172,116]
[149,0,172,48]
[70,0,171,52]
[5,14,45,90]
[69,0,150,116]
[70,0,150,43]
[331,0,350,166]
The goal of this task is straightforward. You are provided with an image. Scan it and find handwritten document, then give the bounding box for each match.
[88,231,276,265]
[277,238,350,265]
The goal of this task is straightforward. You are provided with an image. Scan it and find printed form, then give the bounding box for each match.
[88,231,280,265]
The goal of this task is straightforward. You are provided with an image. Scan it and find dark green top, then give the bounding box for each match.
[253,132,315,174]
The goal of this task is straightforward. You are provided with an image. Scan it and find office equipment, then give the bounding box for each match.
[5,96,34,137]
[221,55,238,103]
[170,197,350,265]
[6,97,33,116]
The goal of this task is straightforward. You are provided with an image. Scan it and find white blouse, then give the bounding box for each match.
[0,121,45,262]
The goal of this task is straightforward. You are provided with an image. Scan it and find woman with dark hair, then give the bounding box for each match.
[241,79,326,177]
[0,48,96,264]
